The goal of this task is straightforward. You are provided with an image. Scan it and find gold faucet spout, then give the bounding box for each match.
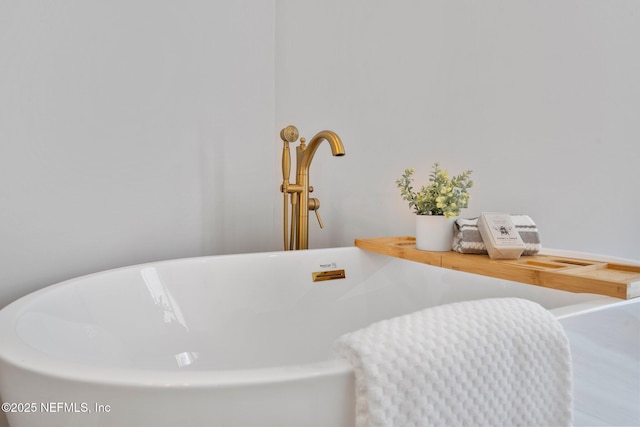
[298,130,345,174]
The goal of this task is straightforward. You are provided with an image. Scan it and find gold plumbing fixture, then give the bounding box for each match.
[312,269,346,282]
[279,125,345,250]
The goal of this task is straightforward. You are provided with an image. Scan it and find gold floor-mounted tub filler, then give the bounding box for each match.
[279,125,345,250]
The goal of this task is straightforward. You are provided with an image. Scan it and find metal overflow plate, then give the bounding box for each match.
[312,269,346,282]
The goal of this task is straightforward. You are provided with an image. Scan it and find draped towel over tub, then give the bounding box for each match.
[332,298,572,427]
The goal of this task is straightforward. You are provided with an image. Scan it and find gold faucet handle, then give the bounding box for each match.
[314,209,324,229]
[308,198,324,229]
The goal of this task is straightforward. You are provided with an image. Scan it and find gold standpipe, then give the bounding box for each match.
[279,126,345,250]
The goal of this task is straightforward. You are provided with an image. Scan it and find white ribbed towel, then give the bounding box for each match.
[332,298,572,427]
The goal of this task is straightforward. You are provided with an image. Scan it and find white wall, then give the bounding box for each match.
[0,0,275,309]
[0,2,638,307]
[276,0,640,259]
[1,1,639,311]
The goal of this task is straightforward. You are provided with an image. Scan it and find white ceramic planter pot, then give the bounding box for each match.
[415,215,456,251]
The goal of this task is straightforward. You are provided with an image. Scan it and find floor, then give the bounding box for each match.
[560,300,640,426]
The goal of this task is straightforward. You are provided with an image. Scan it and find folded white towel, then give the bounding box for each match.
[332,298,572,427]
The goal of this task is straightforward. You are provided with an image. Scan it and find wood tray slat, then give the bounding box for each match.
[355,236,640,299]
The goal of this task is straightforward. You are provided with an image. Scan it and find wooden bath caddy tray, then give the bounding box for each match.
[355,237,640,300]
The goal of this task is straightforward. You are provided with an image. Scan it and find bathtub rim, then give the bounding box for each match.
[0,247,363,388]
[0,245,632,389]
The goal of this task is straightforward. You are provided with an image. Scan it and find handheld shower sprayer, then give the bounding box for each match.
[280,125,299,143]
[280,125,299,250]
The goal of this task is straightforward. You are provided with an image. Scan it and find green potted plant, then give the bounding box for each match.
[396,162,473,250]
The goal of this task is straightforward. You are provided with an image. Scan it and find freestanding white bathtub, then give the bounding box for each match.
[0,246,635,427]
